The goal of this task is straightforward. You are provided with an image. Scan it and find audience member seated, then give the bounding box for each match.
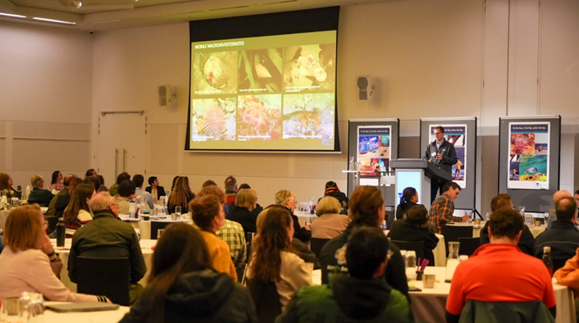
[239,183,264,217]
[276,226,409,323]
[145,176,166,204]
[45,175,76,220]
[388,205,439,265]
[479,194,535,255]
[535,197,579,265]
[429,182,463,234]
[275,190,311,243]
[190,195,237,281]
[248,206,312,311]
[118,223,256,323]
[547,190,573,229]
[0,172,21,199]
[319,186,409,302]
[320,181,348,214]
[257,205,320,270]
[446,208,556,323]
[0,205,107,303]
[48,170,64,194]
[27,175,55,207]
[224,175,238,210]
[109,172,130,197]
[96,175,107,192]
[69,192,146,304]
[115,179,148,215]
[54,177,83,222]
[83,175,101,192]
[133,174,154,209]
[62,183,95,237]
[395,187,419,221]
[198,185,247,268]
[85,168,98,178]
[168,176,195,214]
[311,196,350,239]
[228,188,259,235]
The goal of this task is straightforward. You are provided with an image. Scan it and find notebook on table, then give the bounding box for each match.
[45,302,119,313]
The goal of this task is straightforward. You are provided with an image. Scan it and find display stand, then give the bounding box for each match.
[420,117,478,218]
[347,119,399,207]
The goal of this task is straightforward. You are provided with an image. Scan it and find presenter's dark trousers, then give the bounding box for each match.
[431,177,449,203]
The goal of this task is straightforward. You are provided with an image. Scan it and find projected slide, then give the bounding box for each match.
[188,31,337,151]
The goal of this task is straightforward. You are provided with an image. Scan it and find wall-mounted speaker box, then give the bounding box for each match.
[158,85,172,106]
[357,76,373,101]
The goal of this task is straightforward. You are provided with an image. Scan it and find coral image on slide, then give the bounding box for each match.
[518,154,548,181]
[282,93,334,139]
[237,95,282,140]
[283,44,336,92]
[510,133,535,155]
[238,48,282,93]
[193,51,238,95]
[191,98,236,141]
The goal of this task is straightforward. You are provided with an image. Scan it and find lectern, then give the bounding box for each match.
[390,158,452,211]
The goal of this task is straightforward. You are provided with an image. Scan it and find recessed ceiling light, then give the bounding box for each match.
[0,12,27,18]
[32,17,76,25]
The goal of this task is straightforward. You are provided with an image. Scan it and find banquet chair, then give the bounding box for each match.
[76,257,130,306]
[310,238,330,258]
[390,240,425,260]
[151,221,172,239]
[441,225,473,257]
[458,299,555,323]
[458,237,480,256]
[247,279,282,323]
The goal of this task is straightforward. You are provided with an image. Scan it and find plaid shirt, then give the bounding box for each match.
[429,193,455,234]
[216,219,247,266]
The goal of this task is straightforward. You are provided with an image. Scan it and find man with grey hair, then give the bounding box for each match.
[68,192,146,304]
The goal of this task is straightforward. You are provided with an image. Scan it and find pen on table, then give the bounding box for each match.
[416,257,421,271]
[420,259,429,271]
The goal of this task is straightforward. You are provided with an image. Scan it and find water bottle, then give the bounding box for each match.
[129,200,136,218]
[56,217,66,247]
[542,246,553,277]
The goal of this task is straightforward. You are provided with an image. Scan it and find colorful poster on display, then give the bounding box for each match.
[357,126,391,178]
[507,122,550,189]
[429,125,467,189]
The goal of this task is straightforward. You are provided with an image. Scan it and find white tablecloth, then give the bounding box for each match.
[294,211,318,226]
[409,267,575,323]
[43,301,131,323]
[119,216,193,239]
[52,238,156,292]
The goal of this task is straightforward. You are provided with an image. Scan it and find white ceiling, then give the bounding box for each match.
[0,0,401,31]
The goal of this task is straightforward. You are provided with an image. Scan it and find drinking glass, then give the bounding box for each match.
[0,297,23,323]
[157,229,165,239]
[175,206,182,217]
[485,212,491,222]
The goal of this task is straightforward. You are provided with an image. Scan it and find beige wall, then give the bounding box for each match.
[2,0,579,208]
[0,21,92,186]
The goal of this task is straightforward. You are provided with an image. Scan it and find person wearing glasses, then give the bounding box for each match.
[424,126,457,203]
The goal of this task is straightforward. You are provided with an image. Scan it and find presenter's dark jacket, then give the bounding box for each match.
[479,221,535,255]
[319,223,410,302]
[145,185,166,198]
[424,139,458,176]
